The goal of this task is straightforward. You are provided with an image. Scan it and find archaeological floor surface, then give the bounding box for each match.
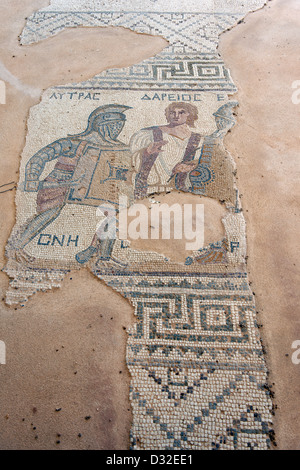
[0,0,299,450]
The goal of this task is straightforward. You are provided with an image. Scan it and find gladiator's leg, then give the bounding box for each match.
[98,238,115,259]
[75,237,115,265]
[15,206,63,249]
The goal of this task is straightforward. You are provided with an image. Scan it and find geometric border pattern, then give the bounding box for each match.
[97,270,273,449]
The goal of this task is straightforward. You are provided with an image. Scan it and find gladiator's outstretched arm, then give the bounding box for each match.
[24,139,71,192]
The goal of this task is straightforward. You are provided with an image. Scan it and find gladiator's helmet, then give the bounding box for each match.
[213,101,238,132]
[76,104,132,142]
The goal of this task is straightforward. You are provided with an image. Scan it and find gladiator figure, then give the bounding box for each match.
[9,104,132,265]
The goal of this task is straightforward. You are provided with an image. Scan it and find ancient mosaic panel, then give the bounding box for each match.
[4,0,273,450]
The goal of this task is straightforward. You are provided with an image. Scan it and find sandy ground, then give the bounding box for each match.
[0,0,167,450]
[220,0,300,450]
[0,0,299,449]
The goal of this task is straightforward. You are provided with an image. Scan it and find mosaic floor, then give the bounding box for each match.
[4,0,274,450]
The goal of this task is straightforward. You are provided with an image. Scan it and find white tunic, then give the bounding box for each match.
[130,128,203,194]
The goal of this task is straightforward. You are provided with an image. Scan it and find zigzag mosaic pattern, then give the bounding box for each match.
[21,10,242,92]
[21,11,242,53]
